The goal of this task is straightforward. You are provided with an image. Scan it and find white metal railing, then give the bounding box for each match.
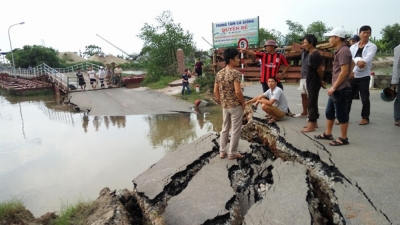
[54,62,101,74]
[1,62,112,92]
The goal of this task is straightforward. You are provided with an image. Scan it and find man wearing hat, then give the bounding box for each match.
[347,25,377,125]
[315,27,353,146]
[240,40,293,116]
[240,40,290,93]
[391,44,400,126]
[114,65,122,87]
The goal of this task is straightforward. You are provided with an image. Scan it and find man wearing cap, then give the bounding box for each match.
[347,25,377,125]
[98,66,106,88]
[114,65,122,87]
[348,34,362,100]
[391,44,400,126]
[349,34,360,45]
[315,27,353,146]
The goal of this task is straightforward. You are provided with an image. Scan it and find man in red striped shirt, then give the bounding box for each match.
[240,40,290,92]
[240,40,292,116]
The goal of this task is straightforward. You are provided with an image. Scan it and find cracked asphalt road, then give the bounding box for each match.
[71,83,398,224]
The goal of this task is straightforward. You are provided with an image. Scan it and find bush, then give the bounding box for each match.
[194,74,215,94]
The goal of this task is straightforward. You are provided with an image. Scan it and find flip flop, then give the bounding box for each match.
[395,121,400,126]
[219,151,227,159]
[359,119,369,125]
[228,153,244,160]
[329,137,349,146]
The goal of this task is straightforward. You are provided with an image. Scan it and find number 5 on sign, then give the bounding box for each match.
[238,38,248,49]
[237,38,248,82]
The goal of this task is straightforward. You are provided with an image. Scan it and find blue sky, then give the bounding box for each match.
[1,0,398,57]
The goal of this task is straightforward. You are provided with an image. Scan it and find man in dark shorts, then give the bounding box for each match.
[76,68,86,92]
[301,34,324,132]
[315,27,354,146]
[87,66,97,90]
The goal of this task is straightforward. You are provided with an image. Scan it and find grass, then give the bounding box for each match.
[52,199,96,225]
[0,198,32,222]
[145,75,179,89]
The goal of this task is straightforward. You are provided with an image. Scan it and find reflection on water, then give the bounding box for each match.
[0,95,222,217]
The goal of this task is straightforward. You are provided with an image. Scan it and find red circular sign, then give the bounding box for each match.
[238,38,249,49]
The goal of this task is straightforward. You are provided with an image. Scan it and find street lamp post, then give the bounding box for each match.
[8,22,25,77]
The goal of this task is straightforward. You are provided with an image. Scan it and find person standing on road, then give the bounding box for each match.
[114,65,122,87]
[294,48,310,118]
[391,44,400,126]
[301,34,324,133]
[181,69,191,95]
[349,34,361,100]
[76,68,86,92]
[347,25,377,125]
[195,58,204,76]
[214,48,246,160]
[98,66,106,89]
[315,27,353,146]
[106,66,113,87]
[240,40,293,116]
[87,66,97,90]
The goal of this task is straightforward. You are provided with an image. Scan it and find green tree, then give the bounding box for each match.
[259,28,285,46]
[285,20,305,45]
[5,45,61,68]
[305,21,332,42]
[138,11,196,82]
[380,23,400,51]
[83,45,103,58]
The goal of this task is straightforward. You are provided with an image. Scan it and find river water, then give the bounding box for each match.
[0,94,222,217]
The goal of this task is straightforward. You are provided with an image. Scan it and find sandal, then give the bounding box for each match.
[359,119,369,125]
[267,118,276,124]
[219,151,227,159]
[329,137,349,146]
[314,132,333,140]
[394,121,400,126]
[228,153,244,160]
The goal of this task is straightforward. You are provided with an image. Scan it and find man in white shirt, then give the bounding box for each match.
[347,25,377,125]
[98,66,106,88]
[245,77,288,124]
[87,66,97,90]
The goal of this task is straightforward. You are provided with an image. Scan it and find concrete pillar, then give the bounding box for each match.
[176,49,185,75]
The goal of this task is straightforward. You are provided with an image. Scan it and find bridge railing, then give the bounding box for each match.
[54,62,101,73]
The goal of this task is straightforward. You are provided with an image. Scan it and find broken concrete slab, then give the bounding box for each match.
[133,133,217,201]
[163,157,235,224]
[244,158,310,224]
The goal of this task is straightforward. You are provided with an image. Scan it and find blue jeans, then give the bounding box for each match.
[395,82,400,122]
[326,87,352,123]
[182,83,191,95]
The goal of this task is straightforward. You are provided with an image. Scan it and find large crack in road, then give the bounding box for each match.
[130,117,391,224]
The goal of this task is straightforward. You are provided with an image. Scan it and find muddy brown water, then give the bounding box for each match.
[0,95,222,217]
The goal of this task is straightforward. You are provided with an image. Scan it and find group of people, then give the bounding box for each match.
[76,65,123,91]
[215,24,400,159]
[181,58,204,95]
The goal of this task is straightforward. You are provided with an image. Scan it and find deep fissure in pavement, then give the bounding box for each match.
[241,118,347,224]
